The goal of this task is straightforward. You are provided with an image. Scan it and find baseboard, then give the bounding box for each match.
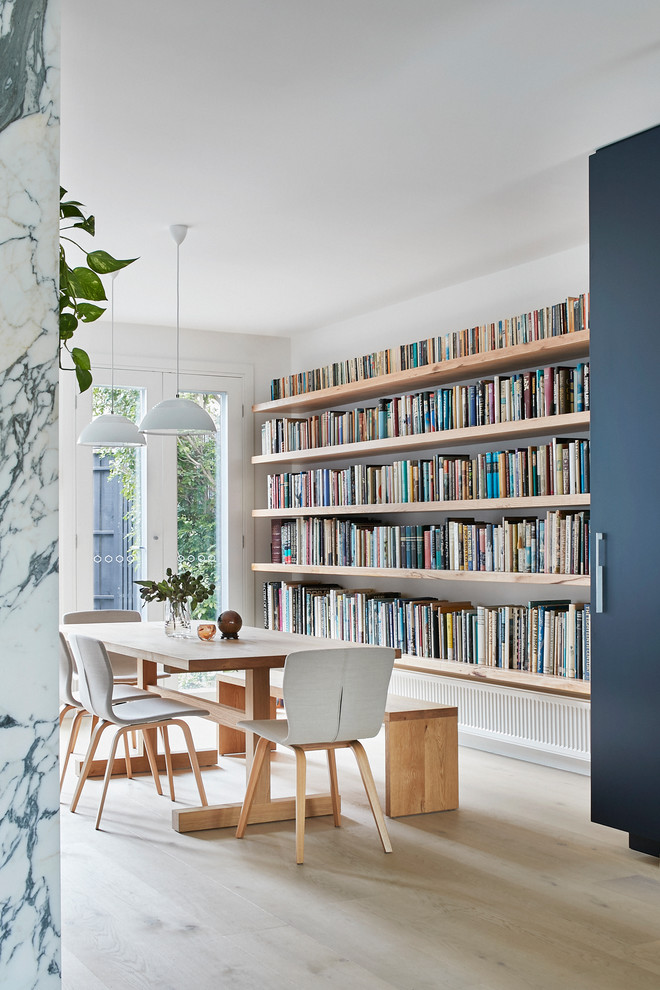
[457,729,591,775]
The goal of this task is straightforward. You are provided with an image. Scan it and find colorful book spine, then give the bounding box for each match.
[269,293,589,399]
[261,363,590,454]
[268,511,589,575]
[266,440,590,508]
[261,580,589,680]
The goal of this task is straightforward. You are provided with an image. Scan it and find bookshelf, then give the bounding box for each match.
[253,562,590,588]
[253,493,590,518]
[252,319,591,765]
[254,329,590,416]
[252,412,590,465]
[396,656,590,699]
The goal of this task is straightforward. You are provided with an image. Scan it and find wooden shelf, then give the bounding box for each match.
[254,330,590,415]
[394,655,590,699]
[253,493,591,518]
[252,562,590,587]
[253,411,590,465]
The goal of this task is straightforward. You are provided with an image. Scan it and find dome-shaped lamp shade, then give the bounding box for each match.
[138,397,217,435]
[77,412,146,447]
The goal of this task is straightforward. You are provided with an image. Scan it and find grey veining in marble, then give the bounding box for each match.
[0,713,60,984]
[0,0,61,987]
[0,0,48,133]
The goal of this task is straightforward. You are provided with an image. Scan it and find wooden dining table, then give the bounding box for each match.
[62,621,397,833]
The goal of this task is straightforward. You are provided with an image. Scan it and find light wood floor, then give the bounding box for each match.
[60,719,660,990]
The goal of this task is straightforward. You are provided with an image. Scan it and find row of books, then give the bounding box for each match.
[260,363,589,454]
[266,439,591,508]
[262,580,590,680]
[269,293,590,399]
[270,510,590,575]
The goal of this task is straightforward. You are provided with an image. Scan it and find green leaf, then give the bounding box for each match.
[76,302,105,323]
[75,366,93,393]
[60,203,85,220]
[87,250,138,275]
[71,347,91,371]
[60,313,78,339]
[72,215,95,236]
[60,311,77,331]
[69,266,107,302]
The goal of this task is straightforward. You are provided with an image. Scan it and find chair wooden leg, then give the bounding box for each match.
[59,704,76,726]
[60,708,85,790]
[95,728,124,830]
[327,749,341,827]
[130,729,137,749]
[70,720,112,813]
[294,746,307,865]
[123,731,133,779]
[172,719,208,807]
[161,724,175,802]
[349,740,392,854]
[236,735,270,838]
[141,726,163,795]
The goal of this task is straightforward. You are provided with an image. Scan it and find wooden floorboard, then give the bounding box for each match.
[60,716,660,990]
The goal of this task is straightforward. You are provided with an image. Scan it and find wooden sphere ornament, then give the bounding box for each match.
[217,610,242,639]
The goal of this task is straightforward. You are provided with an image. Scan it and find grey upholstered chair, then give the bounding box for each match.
[62,609,143,681]
[59,632,150,790]
[236,646,396,863]
[68,634,210,829]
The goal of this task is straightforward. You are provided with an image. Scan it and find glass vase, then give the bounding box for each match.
[165,598,191,638]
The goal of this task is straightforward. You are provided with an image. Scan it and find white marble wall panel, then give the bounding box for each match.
[0,1,61,987]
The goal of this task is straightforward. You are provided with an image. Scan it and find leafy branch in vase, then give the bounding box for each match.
[135,568,216,611]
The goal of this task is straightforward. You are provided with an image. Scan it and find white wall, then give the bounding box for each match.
[71,320,291,427]
[288,246,588,373]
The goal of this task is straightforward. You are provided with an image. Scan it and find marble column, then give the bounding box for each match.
[0,1,61,988]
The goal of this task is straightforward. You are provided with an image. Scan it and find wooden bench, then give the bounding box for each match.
[383,695,458,818]
[216,673,458,818]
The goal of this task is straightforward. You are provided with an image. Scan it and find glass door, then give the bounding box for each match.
[175,391,224,619]
[174,374,246,620]
[67,369,248,623]
[90,385,146,611]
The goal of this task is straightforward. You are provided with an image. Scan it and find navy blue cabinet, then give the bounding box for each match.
[590,124,660,855]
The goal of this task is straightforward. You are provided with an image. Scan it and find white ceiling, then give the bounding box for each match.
[61,0,660,336]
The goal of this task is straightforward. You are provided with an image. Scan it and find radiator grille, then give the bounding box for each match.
[390,669,590,765]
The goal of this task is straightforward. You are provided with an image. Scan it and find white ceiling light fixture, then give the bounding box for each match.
[139,225,217,436]
[77,272,146,447]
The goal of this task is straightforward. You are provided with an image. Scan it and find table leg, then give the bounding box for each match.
[244,667,271,804]
[172,665,337,833]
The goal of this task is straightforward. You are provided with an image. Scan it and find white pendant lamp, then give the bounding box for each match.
[77,273,146,447]
[139,225,216,436]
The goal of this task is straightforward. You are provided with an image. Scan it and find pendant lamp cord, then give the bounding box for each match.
[176,239,180,397]
[110,272,116,414]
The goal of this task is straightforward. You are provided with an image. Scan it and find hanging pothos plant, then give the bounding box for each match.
[59,187,138,392]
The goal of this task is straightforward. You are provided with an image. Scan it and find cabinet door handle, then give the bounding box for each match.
[595,532,606,613]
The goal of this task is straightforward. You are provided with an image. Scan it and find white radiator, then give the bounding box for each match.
[389,669,591,775]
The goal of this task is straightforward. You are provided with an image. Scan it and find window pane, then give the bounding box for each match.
[91,387,145,611]
[176,392,224,620]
